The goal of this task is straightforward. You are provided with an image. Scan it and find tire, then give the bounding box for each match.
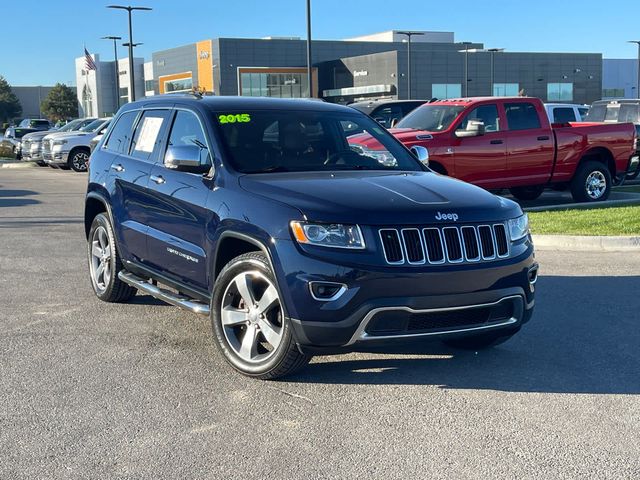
[87,213,136,303]
[570,160,612,202]
[443,327,521,350]
[509,185,544,201]
[211,252,311,380]
[68,148,90,172]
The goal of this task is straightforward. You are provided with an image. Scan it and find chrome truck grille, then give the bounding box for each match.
[379,223,510,265]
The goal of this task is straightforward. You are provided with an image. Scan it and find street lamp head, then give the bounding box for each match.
[628,40,640,44]
[123,42,143,47]
[108,5,152,11]
[487,48,505,52]
[101,36,122,40]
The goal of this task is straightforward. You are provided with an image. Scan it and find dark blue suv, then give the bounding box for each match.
[85,94,537,379]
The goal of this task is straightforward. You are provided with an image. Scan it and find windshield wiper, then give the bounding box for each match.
[256,165,291,173]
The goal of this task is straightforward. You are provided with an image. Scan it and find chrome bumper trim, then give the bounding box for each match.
[346,294,524,346]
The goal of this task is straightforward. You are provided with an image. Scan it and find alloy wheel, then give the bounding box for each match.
[72,152,89,171]
[221,271,283,363]
[585,171,606,200]
[90,226,112,292]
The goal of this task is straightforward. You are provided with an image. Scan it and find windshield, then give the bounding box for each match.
[213,110,423,174]
[80,119,108,132]
[58,119,83,132]
[396,105,464,131]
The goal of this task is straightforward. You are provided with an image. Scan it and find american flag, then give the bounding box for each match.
[84,47,97,71]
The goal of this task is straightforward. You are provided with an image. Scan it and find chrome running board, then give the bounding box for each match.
[118,271,210,316]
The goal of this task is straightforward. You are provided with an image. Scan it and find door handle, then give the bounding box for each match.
[490,139,504,145]
[537,136,550,141]
[150,175,166,185]
[111,163,124,172]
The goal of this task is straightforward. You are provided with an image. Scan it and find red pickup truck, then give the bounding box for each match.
[350,97,636,202]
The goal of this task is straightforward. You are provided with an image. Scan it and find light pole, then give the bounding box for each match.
[122,42,143,101]
[458,42,473,97]
[397,31,424,100]
[306,0,313,98]
[487,48,504,96]
[628,41,640,99]
[101,36,122,111]
[107,5,151,102]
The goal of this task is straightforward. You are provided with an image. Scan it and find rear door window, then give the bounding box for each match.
[552,107,577,123]
[104,111,139,154]
[130,109,171,162]
[505,102,541,131]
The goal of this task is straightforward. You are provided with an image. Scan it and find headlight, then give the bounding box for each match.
[290,221,365,249]
[53,140,67,146]
[508,214,529,241]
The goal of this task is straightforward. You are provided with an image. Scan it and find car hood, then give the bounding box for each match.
[239,171,521,225]
[22,131,53,141]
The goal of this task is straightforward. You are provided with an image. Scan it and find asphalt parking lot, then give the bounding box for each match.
[1,168,639,479]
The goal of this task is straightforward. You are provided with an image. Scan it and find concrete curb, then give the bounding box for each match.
[532,234,640,251]
[0,161,38,169]
[524,192,640,212]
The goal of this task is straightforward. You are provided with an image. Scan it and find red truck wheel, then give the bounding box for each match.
[571,161,611,202]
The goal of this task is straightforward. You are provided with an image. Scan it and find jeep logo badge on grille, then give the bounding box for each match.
[435,212,459,221]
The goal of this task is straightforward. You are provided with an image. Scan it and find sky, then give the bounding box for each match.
[2,0,639,86]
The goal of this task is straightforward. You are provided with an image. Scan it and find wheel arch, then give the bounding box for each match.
[579,147,616,176]
[84,191,113,239]
[212,231,270,280]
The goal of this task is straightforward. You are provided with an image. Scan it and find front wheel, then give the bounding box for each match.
[69,149,90,172]
[570,161,612,202]
[211,252,310,380]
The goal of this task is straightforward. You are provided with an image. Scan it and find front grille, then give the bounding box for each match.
[379,223,510,266]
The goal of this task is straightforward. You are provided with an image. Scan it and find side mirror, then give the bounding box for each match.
[455,120,485,138]
[410,145,429,166]
[165,144,211,173]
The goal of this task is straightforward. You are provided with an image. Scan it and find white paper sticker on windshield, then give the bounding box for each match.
[134,116,163,152]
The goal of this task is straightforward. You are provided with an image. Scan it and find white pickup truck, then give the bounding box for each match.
[544,103,589,123]
[42,118,111,171]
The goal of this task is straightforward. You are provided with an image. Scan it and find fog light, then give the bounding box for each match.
[309,281,347,301]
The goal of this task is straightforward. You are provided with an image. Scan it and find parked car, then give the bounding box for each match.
[351,96,636,202]
[89,120,112,153]
[0,127,39,159]
[544,103,589,123]
[18,118,52,130]
[43,118,110,171]
[585,99,640,179]
[22,118,97,165]
[84,95,536,379]
[350,100,426,128]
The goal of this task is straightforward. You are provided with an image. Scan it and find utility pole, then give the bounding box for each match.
[397,31,424,100]
[628,41,640,99]
[108,5,151,102]
[102,36,122,111]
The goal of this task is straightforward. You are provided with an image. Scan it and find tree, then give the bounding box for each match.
[0,76,21,124]
[40,83,78,122]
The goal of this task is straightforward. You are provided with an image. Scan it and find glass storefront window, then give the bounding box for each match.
[432,84,462,99]
[164,77,193,93]
[547,83,573,102]
[493,83,519,96]
[239,70,309,98]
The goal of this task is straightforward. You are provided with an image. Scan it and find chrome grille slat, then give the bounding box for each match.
[380,223,510,266]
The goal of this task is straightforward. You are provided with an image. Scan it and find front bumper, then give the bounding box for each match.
[44,149,69,166]
[272,238,537,349]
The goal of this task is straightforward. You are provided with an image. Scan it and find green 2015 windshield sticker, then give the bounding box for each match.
[218,113,251,124]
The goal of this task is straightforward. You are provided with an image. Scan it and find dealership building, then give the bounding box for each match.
[75,30,630,108]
